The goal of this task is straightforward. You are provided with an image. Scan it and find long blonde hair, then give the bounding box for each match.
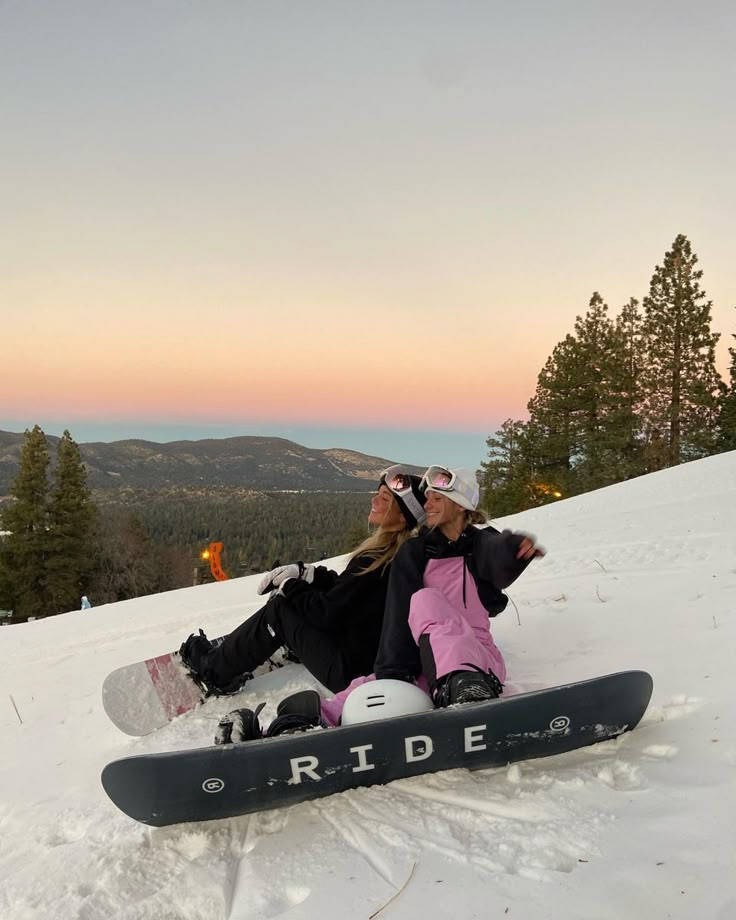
[349,493,417,575]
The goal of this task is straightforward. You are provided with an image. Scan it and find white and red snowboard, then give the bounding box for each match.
[102,642,292,736]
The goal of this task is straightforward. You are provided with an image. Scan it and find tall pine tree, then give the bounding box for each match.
[0,426,51,620]
[571,293,620,490]
[640,235,722,466]
[479,419,537,516]
[613,297,646,478]
[46,430,95,613]
[526,334,582,498]
[717,326,736,452]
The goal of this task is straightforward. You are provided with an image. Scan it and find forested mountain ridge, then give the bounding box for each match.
[0,430,425,611]
[0,432,420,494]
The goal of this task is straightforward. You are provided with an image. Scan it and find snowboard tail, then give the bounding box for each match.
[102,669,653,826]
[102,650,208,736]
[102,640,292,736]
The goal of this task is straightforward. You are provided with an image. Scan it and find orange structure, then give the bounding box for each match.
[200,542,228,581]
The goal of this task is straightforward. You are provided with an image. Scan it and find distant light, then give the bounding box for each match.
[200,549,210,560]
[532,482,563,499]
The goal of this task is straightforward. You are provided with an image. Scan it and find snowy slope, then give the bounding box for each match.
[1,453,735,920]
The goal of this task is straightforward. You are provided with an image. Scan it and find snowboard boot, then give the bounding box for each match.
[433,668,503,708]
[266,690,323,737]
[179,629,252,696]
[215,702,267,744]
[282,647,302,664]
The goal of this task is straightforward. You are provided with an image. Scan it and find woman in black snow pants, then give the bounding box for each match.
[180,466,427,695]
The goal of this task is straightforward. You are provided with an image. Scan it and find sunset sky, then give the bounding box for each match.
[2,2,734,470]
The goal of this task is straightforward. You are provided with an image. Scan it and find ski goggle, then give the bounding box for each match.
[421,465,457,492]
[421,464,479,510]
[379,465,427,526]
[381,465,418,496]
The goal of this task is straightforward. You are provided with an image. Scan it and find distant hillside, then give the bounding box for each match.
[0,431,422,493]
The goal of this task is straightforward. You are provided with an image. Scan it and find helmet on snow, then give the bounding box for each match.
[341,679,435,725]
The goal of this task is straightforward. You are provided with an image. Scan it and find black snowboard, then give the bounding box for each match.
[101,669,653,827]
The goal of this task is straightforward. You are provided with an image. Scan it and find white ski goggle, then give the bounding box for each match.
[420,465,457,492]
[421,465,478,510]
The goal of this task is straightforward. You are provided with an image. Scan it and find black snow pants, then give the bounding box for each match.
[206,596,355,694]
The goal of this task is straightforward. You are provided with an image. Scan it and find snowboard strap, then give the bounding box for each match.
[215,702,266,744]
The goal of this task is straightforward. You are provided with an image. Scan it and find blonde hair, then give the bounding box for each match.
[349,493,417,575]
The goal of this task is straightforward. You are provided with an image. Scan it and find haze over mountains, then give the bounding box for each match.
[0,431,421,494]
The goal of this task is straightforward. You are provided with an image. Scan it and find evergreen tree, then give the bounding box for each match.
[526,334,582,499]
[345,520,370,551]
[46,430,96,614]
[614,298,646,478]
[640,235,723,466]
[571,293,615,490]
[717,328,736,452]
[0,426,51,620]
[572,292,645,489]
[479,419,539,516]
[521,292,649,502]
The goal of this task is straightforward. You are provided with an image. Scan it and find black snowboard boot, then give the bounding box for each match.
[266,689,323,737]
[433,669,503,707]
[215,703,267,744]
[179,629,251,696]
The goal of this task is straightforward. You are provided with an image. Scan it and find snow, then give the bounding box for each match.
[1,452,736,919]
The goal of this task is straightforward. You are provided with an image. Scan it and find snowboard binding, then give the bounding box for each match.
[179,629,253,697]
[215,690,323,744]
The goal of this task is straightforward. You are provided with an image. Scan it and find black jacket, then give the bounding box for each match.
[279,553,391,677]
[373,525,533,682]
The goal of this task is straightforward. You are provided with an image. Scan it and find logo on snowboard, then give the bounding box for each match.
[202,777,225,793]
[549,715,571,732]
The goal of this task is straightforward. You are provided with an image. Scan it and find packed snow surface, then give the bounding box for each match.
[1,453,735,919]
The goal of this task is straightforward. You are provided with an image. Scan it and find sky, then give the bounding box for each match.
[1,450,735,918]
[2,1,735,470]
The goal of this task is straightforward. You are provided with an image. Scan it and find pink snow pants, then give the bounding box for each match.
[321,563,506,726]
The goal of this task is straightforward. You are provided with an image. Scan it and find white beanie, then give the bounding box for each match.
[426,467,479,511]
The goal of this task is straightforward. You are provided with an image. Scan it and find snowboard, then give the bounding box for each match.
[102,669,653,827]
[102,641,292,736]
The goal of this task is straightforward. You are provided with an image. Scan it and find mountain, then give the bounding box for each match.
[0,430,421,493]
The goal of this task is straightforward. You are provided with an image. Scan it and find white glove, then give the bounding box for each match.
[257,562,315,595]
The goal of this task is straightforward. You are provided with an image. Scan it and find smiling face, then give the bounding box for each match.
[424,489,467,538]
[367,484,407,531]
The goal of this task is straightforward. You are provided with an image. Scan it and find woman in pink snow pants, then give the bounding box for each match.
[321,465,543,726]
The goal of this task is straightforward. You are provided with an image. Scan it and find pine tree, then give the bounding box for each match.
[614,298,646,478]
[0,426,51,620]
[46,430,96,614]
[717,328,736,451]
[571,293,616,490]
[572,292,646,489]
[526,334,582,498]
[640,235,723,466]
[479,419,540,516]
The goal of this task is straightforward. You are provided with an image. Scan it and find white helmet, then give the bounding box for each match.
[341,679,435,725]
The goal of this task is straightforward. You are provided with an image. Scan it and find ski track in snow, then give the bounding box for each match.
[2,452,736,919]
